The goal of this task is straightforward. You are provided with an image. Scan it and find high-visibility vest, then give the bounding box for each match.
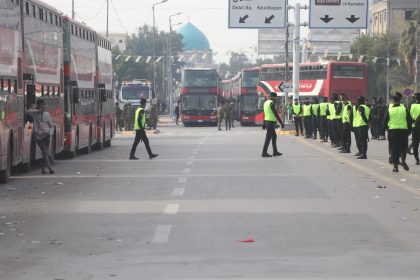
[328,103,337,120]
[388,104,408,130]
[292,104,302,117]
[264,100,276,122]
[133,107,146,130]
[335,101,343,119]
[342,103,352,123]
[319,102,328,117]
[410,103,420,127]
[311,104,319,117]
[303,104,311,117]
[353,104,370,127]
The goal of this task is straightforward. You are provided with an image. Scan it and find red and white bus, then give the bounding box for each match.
[180,68,219,126]
[239,67,260,126]
[256,61,367,124]
[0,0,115,183]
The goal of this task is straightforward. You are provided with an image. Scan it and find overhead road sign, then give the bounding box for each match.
[229,0,288,29]
[309,0,368,29]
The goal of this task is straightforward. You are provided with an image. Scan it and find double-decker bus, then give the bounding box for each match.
[256,61,367,124]
[180,68,219,126]
[239,67,260,126]
[0,0,115,183]
[0,0,24,182]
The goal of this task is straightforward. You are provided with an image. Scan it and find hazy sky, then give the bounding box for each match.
[42,0,309,63]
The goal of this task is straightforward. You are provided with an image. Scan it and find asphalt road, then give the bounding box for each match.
[1,123,420,280]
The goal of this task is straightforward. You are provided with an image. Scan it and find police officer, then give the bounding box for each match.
[129,98,158,160]
[262,92,285,157]
[311,98,320,139]
[292,98,303,136]
[302,99,312,138]
[384,92,412,172]
[327,94,339,147]
[353,96,370,159]
[409,93,420,165]
[123,102,133,131]
[318,97,329,142]
[340,98,353,153]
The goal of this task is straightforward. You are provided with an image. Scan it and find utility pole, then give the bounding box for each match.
[106,0,109,37]
[72,0,75,19]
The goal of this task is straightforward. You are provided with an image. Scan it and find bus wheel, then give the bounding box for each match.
[0,139,12,184]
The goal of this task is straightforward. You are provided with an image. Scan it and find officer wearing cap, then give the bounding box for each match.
[262,92,285,157]
[409,92,420,165]
[384,92,412,172]
[129,98,158,160]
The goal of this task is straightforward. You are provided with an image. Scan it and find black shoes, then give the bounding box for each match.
[393,165,399,172]
[273,152,283,156]
[129,156,139,160]
[149,154,158,160]
[49,169,55,174]
[357,155,367,159]
[354,152,362,157]
[41,169,55,174]
[339,150,351,154]
[261,153,272,158]
[401,161,409,171]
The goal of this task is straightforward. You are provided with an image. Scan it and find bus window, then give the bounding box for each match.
[332,65,364,78]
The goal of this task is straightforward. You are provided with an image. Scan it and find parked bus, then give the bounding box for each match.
[0,0,115,183]
[180,68,219,126]
[239,67,260,126]
[256,61,367,124]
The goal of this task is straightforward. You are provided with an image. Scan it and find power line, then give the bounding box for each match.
[110,0,129,33]
[74,0,107,21]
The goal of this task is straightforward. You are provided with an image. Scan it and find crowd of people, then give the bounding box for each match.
[214,101,236,131]
[115,102,159,131]
[288,92,420,172]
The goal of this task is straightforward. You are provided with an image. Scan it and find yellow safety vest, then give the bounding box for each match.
[311,104,319,117]
[133,107,146,130]
[353,104,370,127]
[292,104,302,117]
[388,104,408,130]
[303,104,311,117]
[410,103,420,128]
[264,100,276,122]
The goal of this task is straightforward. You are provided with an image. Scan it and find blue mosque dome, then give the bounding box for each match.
[176,22,210,51]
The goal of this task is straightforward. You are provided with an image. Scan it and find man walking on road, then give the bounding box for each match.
[262,92,285,158]
[129,98,158,160]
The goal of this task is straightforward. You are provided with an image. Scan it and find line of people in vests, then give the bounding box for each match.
[291,92,420,172]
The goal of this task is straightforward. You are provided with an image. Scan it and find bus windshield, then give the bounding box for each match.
[182,70,218,87]
[121,85,150,100]
[241,95,257,112]
[242,71,259,87]
[332,65,364,78]
[182,94,217,111]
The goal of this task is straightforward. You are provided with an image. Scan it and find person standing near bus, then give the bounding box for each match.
[353,96,370,159]
[340,98,353,154]
[262,92,285,157]
[311,98,319,139]
[302,99,312,138]
[129,98,158,160]
[28,99,55,174]
[409,92,420,165]
[318,97,329,142]
[292,98,303,136]
[215,101,224,131]
[384,92,412,172]
[224,102,232,130]
[174,104,180,125]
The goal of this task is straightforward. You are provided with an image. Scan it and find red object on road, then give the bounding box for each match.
[239,237,255,243]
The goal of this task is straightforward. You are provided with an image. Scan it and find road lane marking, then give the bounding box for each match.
[177,177,188,183]
[182,168,191,174]
[164,204,179,214]
[171,188,186,197]
[295,137,420,197]
[152,225,172,243]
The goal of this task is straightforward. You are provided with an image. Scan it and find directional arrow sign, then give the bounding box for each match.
[309,0,368,29]
[278,81,293,92]
[229,0,287,29]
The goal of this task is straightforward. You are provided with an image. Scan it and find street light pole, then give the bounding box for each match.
[152,0,168,99]
[168,12,182,117]
[72,0,75,19]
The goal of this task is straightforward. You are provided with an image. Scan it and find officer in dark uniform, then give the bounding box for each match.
[340,98,353,153]
[292,98,303,136]
[311,98,319,139]
[384,92,412,172]
[353,96,370,159]
[410,92,420,165]
[262,92,285,157]
[129,98,158,160]
[302,99,312,138]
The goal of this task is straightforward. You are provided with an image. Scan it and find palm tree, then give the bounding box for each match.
[399,11,420,88]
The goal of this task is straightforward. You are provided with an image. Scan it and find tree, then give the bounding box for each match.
[229,51,252,75]
[112,24,184,100]
[399,11,419,89]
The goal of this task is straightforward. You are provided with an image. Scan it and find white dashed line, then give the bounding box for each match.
[152,225,172,243]
[171,188,186,197]
[177,177,188,183]
[164,204,179,215]
[182,168,191,174]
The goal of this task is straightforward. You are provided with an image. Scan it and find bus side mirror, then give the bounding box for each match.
[100,89,107,102]
[72,88,80,104]
[26,84,36,107]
